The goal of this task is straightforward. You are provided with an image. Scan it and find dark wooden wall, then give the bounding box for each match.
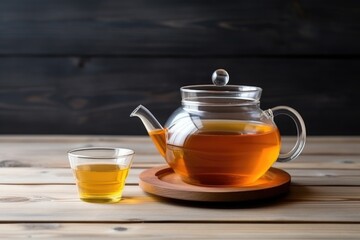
[0,0,359,135]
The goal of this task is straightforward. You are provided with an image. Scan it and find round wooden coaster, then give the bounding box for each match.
[139,165,291,202]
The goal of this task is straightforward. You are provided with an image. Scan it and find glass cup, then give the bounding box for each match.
[68,147,134,203]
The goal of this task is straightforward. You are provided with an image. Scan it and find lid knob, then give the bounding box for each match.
[212,69,229,86]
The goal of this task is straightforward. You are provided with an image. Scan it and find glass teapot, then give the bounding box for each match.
[131,69,306,186]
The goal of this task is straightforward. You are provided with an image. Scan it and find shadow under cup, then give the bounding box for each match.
[68,147,134,203]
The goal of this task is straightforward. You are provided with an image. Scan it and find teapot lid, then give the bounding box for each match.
[180,69,262,106]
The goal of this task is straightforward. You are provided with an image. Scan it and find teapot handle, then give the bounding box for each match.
[270,106,306,162]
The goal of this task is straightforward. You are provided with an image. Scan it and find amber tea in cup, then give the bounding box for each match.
[68,147,134,203]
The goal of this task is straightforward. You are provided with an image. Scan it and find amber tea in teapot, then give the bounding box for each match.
[132,69,306,187]
[150,120,280,186]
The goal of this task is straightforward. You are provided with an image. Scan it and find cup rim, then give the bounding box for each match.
[67,147,134,159]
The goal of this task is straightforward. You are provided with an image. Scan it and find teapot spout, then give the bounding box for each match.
[130,105,166,157]
[130,105,163,133]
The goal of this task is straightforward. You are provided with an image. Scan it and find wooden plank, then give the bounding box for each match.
[0,167,359,186]
[275,155,360,170]
[1,154,358,170]
[0,223,359,239]
[0,135,162,168]
[0,0,359,55]
[0,167,140,185]
[0,58,359,135]
[288,136,360,155]
[0,185,359,222]
[0,136,359,168]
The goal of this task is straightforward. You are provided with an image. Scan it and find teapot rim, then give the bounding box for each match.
[180,84,262,93]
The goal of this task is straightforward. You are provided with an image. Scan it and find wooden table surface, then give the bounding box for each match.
[0,135,359,239]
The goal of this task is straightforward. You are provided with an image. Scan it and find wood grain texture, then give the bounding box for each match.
[0,185,359,222]
[0,1,359,135]
[0,167,359,186]
[0,135,359,238]
[0,136,359,168]
[0,223,359,239]
[0,57,358,135]
[0,0,359,55]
